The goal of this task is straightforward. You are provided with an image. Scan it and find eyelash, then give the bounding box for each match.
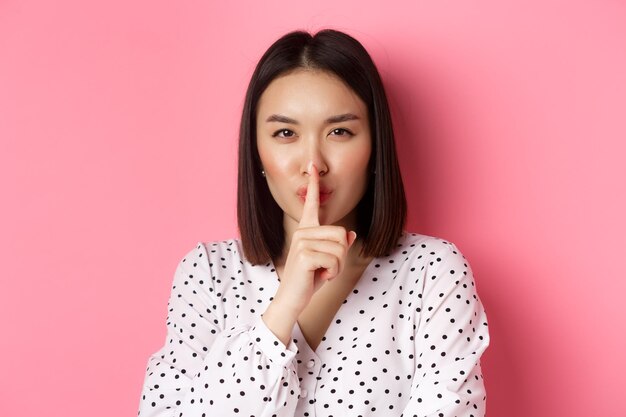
[330,128,354,137]
[271,129,295,138]
[271,128,354,138]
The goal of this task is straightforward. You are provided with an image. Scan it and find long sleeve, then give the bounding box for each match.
[138,242,301,417]
[401,241,490,417]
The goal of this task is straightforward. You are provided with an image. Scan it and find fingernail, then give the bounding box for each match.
[307,160,314,175]
[349,231,357,246]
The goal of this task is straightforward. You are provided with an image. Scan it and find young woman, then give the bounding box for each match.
[139,29,490,417]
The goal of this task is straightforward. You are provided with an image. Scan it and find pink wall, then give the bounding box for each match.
[1,1,625,416]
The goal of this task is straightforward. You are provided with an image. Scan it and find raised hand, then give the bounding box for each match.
[262,162,357,344]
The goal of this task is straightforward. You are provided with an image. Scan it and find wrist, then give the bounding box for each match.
[262,299,299,347]
[272,289,305,317]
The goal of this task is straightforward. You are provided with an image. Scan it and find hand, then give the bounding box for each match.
[270,162,357,319]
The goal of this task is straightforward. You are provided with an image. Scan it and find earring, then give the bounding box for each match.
[261,169,266,177]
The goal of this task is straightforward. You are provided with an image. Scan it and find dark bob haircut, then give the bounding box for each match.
[237,29,407,265]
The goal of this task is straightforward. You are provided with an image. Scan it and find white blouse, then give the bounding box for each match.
[138,231,490,417]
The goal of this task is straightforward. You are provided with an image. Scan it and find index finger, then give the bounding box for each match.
[299,161,320,227]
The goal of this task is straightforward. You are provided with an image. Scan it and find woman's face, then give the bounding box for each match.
[256,69,372,231]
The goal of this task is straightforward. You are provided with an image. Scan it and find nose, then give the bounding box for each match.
[301,137,328,177]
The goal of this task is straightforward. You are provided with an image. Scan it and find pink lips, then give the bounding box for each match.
[296,185,333,204]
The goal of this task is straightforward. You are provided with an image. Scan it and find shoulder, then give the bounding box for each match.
[168,238,251,300]
[175,238,275,284]
[385,231,466,262]
[178,238,245,268]
[396,231,478,294]
[169,238,247,291]
[377,231,475,287]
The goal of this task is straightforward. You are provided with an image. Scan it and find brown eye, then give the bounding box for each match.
[272,129,295,138]
[330,128,353,137]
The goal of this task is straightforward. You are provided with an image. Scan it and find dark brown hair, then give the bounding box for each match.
[237,29,407,264]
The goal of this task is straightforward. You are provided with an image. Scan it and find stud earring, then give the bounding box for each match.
[261,169,266,177]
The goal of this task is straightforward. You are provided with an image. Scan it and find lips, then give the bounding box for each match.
[296,184,333,204]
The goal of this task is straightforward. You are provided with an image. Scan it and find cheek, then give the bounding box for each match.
[258,145,299,196]
[261,153,294,178]
[343,145,372,196]
[258,141,283,174]
[339,144,371,174]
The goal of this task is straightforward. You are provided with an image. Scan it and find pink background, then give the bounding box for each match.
[1,0,625,416]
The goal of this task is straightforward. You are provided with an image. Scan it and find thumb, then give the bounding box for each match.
[347,231,357,248]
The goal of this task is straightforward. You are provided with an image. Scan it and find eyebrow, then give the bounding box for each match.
[265,113,361,125]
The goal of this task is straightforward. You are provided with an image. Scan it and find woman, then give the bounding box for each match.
[139,29,489,417]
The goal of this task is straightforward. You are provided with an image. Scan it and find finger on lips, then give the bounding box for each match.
[295,161,358,282]
[300,161,320,228]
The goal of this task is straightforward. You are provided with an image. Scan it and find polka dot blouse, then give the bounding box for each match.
[138,231,490,417]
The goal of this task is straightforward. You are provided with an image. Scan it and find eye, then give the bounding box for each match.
[329,128,354,137]
[272,129,296,138]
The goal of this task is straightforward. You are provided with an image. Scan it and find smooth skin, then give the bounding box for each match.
[258,69,374,350]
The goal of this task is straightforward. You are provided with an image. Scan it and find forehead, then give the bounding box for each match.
[256,69,367,119]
